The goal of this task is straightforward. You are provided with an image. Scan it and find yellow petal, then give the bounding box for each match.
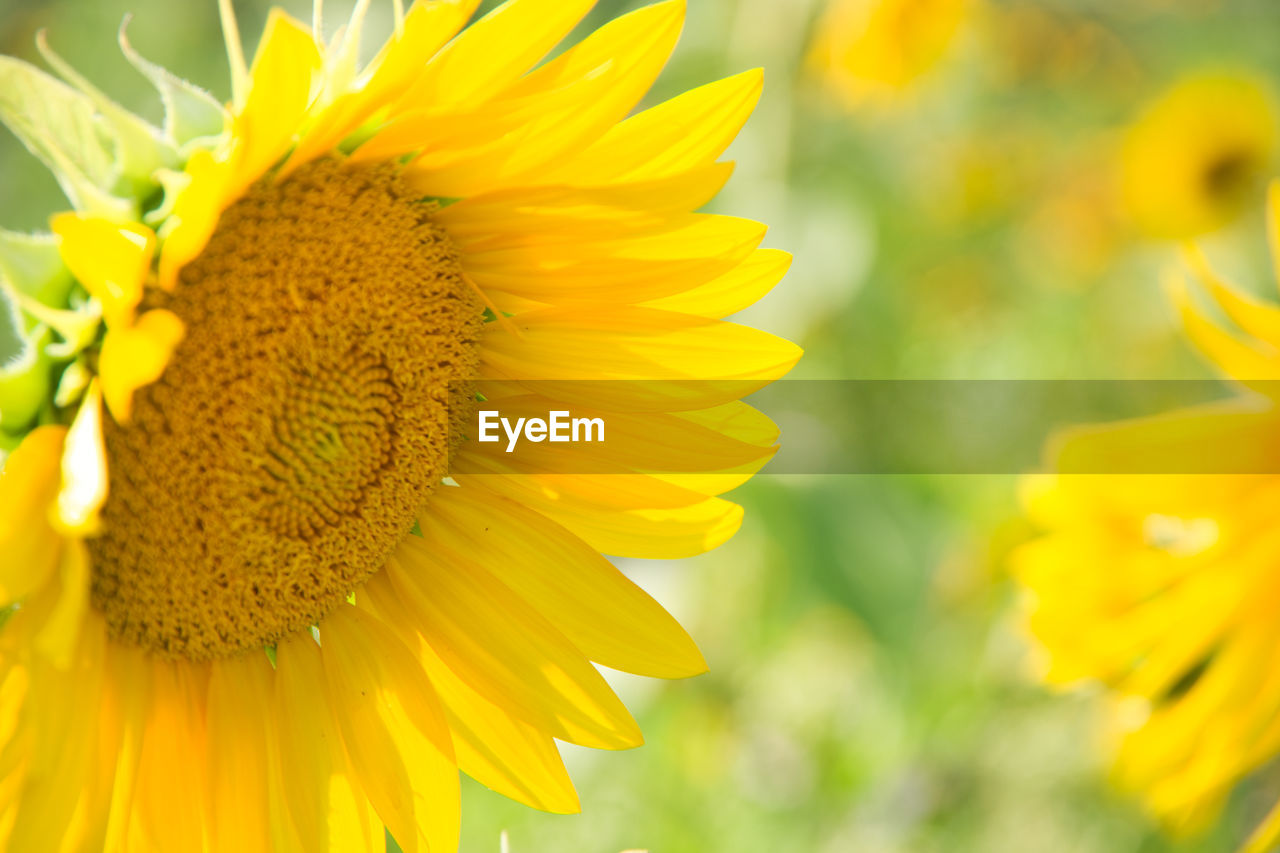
[458,214,764,306]
[284,0,479,174]
[98,308,185,423]
[643,248,791,318]
[542,68,763,185]
[228,10,321,199]
[54,381,107,535]
[389,536,643,749]
[31,538,89,668]
[1168,272,1280,386]
[391,1,685,195]
[0,426,65,606]
[274,632,383,853]
[125,660,209,852]
[1051,401,1280,475]
[452,468,744,558]
[50,214,155,330]
[478,306,802,410]
[421,487,707,677]
[3,615,106,853]
[320,605,459,853]
[207,652,275,853]
[157,149,231,291]
[435,163,735,245]
[391,0,597,112]
[360,571,580,814]
[480,0,685,178]
[96,640,151,853]
[1184,244,1280,349]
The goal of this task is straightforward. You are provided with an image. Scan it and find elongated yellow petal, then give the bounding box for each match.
[30,538,89,668]
[389,536,643,749]
[394,2,685,195]
[4,615,106,853]
[96,639,151,853]
[50,214,154,329]
[125,660,209,852]
[274,633,382,853]
[360,571,580,814]
[391,0,597,112]
[1169,273,1280,387]
[435,163,735,244]
[285,0,479,173]
[1051,402,1280,475]
[54,381,106,535]
[644,248,791,318]
[478,306,802,410]
[462,215,765,305]
[98,308,185,423]
[207,652,274,853]
[352,68,608,165]
[157,150,230,291]
[485,0,684,177]
[0,426,65,606]
[320,605,459,853]
[453,468,744,558]
[229,10,321,199]
[423,487,707,677]
[543,68,763,185]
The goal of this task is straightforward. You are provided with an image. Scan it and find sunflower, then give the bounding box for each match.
[0,0,801,849]
[1119,71,1277,240]
[808,0,970,110]
[1014,185,1280,850]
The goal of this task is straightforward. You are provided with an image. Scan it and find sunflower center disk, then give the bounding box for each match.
[88,159,483,660]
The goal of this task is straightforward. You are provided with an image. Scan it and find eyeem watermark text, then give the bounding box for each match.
[477,410,605,453]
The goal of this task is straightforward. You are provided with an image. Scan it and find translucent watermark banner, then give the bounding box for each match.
[450,379,1277,474]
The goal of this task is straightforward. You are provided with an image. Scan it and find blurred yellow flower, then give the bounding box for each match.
[809,0,969,109]
[1120,72,1277,240]
[1016,186,1280,850]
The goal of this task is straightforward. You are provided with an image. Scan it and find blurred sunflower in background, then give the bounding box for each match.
[0,0,800,850]
[1015,185,1280,851]
[1120,72,1277,240]
[807,0,971,110]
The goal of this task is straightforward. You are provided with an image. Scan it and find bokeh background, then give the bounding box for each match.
[4,0,1280,850]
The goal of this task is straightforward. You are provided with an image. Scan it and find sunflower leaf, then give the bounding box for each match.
[118,21,228,154]
[0,56,134,219]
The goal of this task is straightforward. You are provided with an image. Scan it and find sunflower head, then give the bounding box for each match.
[1015,185,1280,847]
[1119,72,1277,240]
[0,1,800,849]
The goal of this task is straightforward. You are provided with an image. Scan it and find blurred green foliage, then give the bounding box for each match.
[4,0,1280,850]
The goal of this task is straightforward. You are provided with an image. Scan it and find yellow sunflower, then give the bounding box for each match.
[1015,185,1280,850]
[808,0,970,110]
[0,1,801,850]
[1119,71,1277,240]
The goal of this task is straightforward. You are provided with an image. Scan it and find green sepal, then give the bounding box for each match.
[0,313,54,434]
[0,229,74,306]
[36,30,178,197]
[0,56,135,219]
[118,20,228,156]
